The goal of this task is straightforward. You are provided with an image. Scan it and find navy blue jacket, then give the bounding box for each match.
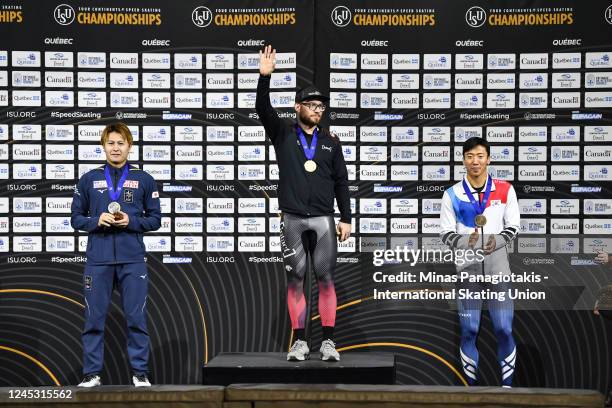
[71,163,161,265]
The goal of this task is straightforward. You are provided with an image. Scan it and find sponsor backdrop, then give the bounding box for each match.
[0,0,610,392]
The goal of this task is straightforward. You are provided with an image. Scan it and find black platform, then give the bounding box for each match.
[202,352,396,386]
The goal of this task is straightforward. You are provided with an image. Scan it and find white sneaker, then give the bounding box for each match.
[77,374,101,387]
[320,339,340,361]
[132,374,151,387]
[287,339,309,361]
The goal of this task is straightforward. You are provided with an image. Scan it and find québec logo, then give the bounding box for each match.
[331,6,351,27]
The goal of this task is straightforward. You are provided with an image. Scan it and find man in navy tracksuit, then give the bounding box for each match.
[71,122,161,387]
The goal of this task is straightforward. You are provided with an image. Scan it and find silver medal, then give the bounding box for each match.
[108,201,121,214]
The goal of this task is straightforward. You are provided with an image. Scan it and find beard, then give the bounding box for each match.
[298,109,321,128]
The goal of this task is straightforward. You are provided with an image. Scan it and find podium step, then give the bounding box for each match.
[224,384,606,408]
[203,352,395,386]
[0,386,225,408]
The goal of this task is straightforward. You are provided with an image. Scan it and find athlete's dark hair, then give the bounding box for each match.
[463,137,490,156]
[100,122,133,146]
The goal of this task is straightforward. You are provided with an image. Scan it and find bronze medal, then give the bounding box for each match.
[475,214,487,227]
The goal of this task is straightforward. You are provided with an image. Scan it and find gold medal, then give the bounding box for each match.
[475,214,487,227]
[304,160,317,172]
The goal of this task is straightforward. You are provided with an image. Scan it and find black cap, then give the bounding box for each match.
[295,85,329,103]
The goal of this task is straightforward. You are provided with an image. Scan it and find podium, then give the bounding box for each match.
[203,352,396,386]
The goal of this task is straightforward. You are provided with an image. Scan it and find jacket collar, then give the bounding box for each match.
[461,174,496,194]
[295,123,321,136]
[99,162,130,172]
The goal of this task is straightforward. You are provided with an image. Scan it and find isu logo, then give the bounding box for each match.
[606,5,612,25]
[192,6,213,28]
[54,4,75,25]
[331,6,351,27]
[465,6,486,27]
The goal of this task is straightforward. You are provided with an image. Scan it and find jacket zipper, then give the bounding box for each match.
[113,168,118,263]
[479,191,485,276]
[304,132,312,215]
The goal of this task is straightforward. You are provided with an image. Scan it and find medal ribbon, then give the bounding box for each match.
[462,175,492,215]
[104,164,129,202]
[296,125,318,161]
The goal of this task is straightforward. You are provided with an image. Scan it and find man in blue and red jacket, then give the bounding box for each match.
[440,137,520,387]
[71,122,161,387]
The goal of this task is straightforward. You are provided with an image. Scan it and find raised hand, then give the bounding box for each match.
[259,44,276,76]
